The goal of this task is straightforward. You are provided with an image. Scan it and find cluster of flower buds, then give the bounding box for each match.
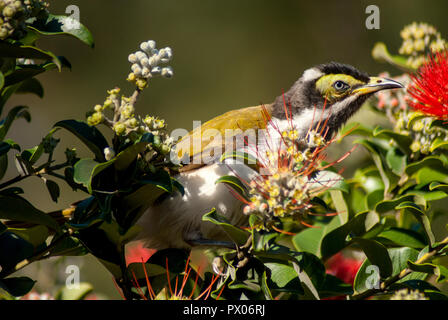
[0,0,49,40]
[390,289,427,300]
[243,128,329,230]
[374,70,448,156]
[87,87,175,160]
[127,40,173,90]
[376,72,411,113]
[394,110,448,155]
[399,22,446,69]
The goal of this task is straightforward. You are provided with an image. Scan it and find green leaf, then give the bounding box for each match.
[0,42,62,69]
[376,227,426,248]
[353,247,422,295]
[55,282,93,300]
[120,171,173,224]
[264,262,300,289]
[355,139,399,194]
[29,14,95,48]
[405,156,448,185]
[114,133,154,171]
[202,209,250,246]
[47,236,88,257]
[371,42,416,72]
[45,179,60,202]
[385,147,407,175]
[0,277,35,297]
[219,150,259,170]
[0,231,34,271]
[292,216,342,257]
[366,189,384,210]
[338,122,373,140]
[430,138,448,152]
[215,175,249,201]
[0,195,61,232]
[407,261,448,283]
[0,153,7,180]
[320,211,377,260]
[395,202,435,247]
[352,238,393,278]
[0,71,4,90]
[0,105,31,141]
[8,225,49,248]
[373,127,412,154]
[375,194,414,214]
[15,78,44,98]
[73,158,114,193]
[319,274,353,298]
[54,120,109,161]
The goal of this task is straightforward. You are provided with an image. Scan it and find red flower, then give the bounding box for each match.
[326,252,363,285]
[408,50,448,118]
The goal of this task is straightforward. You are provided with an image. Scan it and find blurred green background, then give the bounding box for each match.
[7,0,448,299]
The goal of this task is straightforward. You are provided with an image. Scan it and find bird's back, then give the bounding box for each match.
[175,104,273,171]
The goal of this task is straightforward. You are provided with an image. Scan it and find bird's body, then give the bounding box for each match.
[128,62,404,253]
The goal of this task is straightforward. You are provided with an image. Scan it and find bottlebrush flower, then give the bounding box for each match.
[229,96,356,232]
[118,255,225,300]
[325,252,363,285]
[407,50,448,119]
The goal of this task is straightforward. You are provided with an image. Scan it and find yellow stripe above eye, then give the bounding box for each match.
[315,74,366,101]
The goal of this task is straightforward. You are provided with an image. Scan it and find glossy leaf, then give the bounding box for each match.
[373,127,412,155]
[376,227,426,248]
[407,261,448,283]
[0,277,35,297]
[292,216,342,257]
[54,120,109,161]
[0,195,60,232]
[8,225,49,248]
[320,212,374,259]
[0,42,62,69]
[0,105,30,141]
[202,209,250,246]
[215,175,249,201]
[353,247,422,295]
[355,139,399,194]
[15,78,44,98]
[29,14,95,48]
[352,238,393,278]
[371,42,415,72]
[395,202,435,247]
[45,179,60,202]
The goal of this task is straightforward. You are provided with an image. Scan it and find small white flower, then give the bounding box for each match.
[104,147,115,161]
[161,66,174,78]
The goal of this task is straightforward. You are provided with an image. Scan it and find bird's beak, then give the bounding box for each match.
[352,76,404,95]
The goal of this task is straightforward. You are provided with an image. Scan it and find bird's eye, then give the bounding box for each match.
[333,80,349,91]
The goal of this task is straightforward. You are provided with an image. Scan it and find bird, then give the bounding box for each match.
[127,62,404,256]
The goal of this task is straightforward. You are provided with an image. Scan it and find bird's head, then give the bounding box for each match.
[272,62,404,138]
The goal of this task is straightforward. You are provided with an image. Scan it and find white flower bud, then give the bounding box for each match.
[161,67,174,78]
[131,64,142,76]
[140,58,150,68]
[135,51,147,60]
[128,53,138,64]
[141,40,156,54]
[151,66,162,75]
[104,147,115,161]
[149,55,161,67]
[141,67,151,78]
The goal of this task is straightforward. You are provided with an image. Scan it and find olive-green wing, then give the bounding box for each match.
[175,104,272,170]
